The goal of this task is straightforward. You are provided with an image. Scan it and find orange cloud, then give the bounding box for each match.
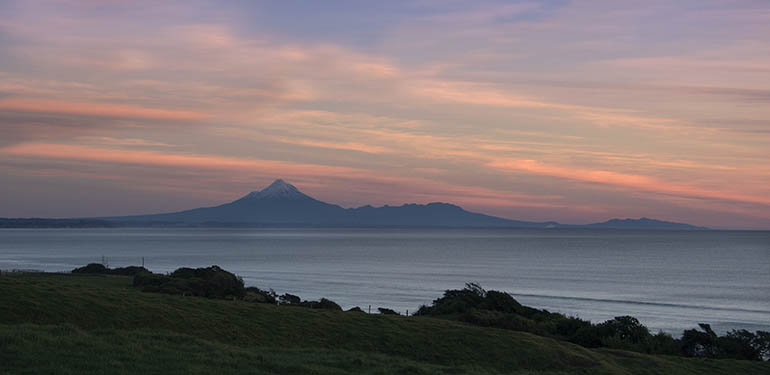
[487,158,770,206]
[0,143,356,177]
[270,136,392,154]
[0,142,561,210]
[410,80,697,131]
[0,98,207,121]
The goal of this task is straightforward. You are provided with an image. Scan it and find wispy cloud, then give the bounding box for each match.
[0,0,769,227]
[0,98,206,120]
[487,158,770,208]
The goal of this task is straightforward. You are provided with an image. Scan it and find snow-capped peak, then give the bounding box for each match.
[243,179,305,200]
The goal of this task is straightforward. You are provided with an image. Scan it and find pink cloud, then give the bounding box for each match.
[0,98,207,121]
[487,158,770,207]
[0,142,562,212]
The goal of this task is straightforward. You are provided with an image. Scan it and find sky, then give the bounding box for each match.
[0,0,769,229]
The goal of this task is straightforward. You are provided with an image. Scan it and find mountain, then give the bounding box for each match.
[112,179,350,225]
[585,217,708,230]
[14,178,704,229]
[107,179,556,227]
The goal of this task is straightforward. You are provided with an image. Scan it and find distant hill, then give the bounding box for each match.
[585,217,709,230]
[0,218,115,228]
[3,179,707,229]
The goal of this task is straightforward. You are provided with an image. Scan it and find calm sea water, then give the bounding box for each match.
[1,228,768,334]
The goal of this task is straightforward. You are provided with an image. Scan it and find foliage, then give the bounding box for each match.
[71,263,110,274]
[110,266,149,276]
[681,323,718,358]
[72,263,148,276]
[415,283,770,361]
[278,293,342,310]
[378,308,400,315]
[244,286,277,304]
[278,293,302,305]
[64,266,770,363]
[2,272,769,374]
[132,266,245,299]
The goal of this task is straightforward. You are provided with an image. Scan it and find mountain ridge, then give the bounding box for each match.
[90,179,707,229]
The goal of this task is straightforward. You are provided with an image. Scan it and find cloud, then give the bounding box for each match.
[269,136,392,154]
[0,142,357,176]
[0,98,206,120]
[0,141,564,211]
[487,158,770,207]
[75,136,174,147]
[1,1,769,227]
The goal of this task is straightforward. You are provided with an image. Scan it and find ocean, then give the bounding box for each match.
[1,228,768,335]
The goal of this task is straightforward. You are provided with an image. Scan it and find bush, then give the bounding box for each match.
[132,266,244,299]
[133,271,171,288]
[681,324,718,358]
[72,263,109,274]
[555,316,592,338]
[317,298,342,310]
[72,263,147,276]
[245,287,277,304]
[418,283,487,316]
[570,325,603,348]
[110,266,148,276]
[378,308,400,315]
[279,293,301,305]
[647,331,679,355]
[483,290,523,314]
[347,306,365,313]
[279,294,342,310]
[717,330,770,361]
[596,316,650,345]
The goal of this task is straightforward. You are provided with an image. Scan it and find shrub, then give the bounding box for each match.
[423,283,487,315]
[244,287,277,304]
[555,316,592,338]
[347,306,365,313]
[681,324,718,358]
[133,271,171,288]
[483,290,523,314]
[717,330,770,361]
[570,325,603,348]
[110,266,148,276]
[72,264,147,276]
[72,263,109,274]
[596,316,650,345]
[132,266,245,299]
[286,297,343,310]
[378,307,400,315]
[317,298,342,310]
[647,331,679,355]
[279,293,301,305]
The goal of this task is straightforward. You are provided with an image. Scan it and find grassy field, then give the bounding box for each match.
[1,273,768,374]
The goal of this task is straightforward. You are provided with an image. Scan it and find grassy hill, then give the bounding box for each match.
[1,273,767,374]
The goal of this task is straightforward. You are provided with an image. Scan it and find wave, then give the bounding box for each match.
[511,293,770,315]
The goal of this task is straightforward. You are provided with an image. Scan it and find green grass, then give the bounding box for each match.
[1,273,767,374]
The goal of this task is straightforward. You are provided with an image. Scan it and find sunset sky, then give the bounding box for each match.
[1,0,769,229]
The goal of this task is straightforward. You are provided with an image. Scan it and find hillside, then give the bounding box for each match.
[1,272,767,374]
